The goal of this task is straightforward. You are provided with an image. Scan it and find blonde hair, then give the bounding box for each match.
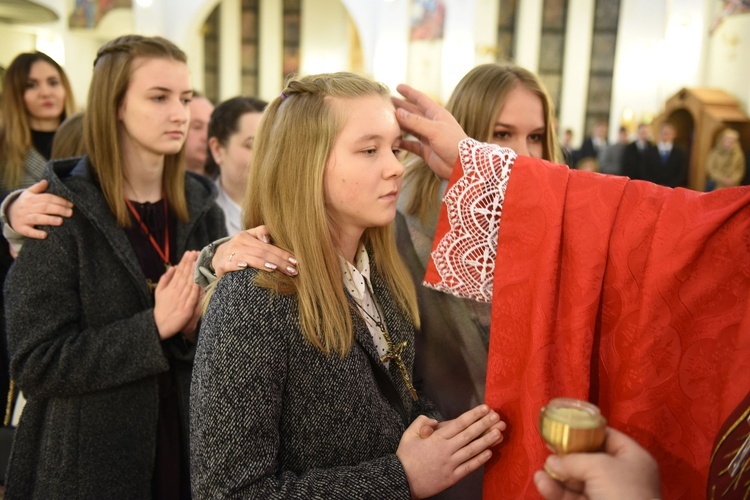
[575,156,599,173]
[84,35,189,227]
[717,128,740,148]
[51,111,86,159]
[405,63,563,223]
[211,72,419,356]
[0,51,76,189]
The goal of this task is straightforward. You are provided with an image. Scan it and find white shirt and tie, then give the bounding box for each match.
[657,142,673,163]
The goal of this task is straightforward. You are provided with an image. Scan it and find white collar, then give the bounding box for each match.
[339,244,371,301]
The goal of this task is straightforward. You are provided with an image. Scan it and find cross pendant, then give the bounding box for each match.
[381,340,418,401]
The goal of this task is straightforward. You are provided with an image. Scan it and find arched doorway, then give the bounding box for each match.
[667,108,695,163]
[657,87,750,191]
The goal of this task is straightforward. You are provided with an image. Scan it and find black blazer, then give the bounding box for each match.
[574,136,607,166]
[622,141,656,180]
[644,146,689,188]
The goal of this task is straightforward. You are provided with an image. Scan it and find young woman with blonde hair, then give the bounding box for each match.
[196,62,560,498]
[4,35,226,498]
[404,63,562,224]
[190,72,505,498]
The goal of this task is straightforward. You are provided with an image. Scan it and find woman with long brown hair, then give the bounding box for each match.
[4,35,226,498]
[0,53,79,448]
[0,51,76,195]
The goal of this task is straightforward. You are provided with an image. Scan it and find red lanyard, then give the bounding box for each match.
[125,196,171,267]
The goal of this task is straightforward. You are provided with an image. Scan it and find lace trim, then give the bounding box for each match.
[423,138,515,303]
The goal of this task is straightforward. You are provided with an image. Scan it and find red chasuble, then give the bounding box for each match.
[424,139,750,499]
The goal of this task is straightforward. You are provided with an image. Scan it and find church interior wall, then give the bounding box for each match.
[1,0,748,150]
[705,8,750,113]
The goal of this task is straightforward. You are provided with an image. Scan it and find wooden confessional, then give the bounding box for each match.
[653,88,750,191]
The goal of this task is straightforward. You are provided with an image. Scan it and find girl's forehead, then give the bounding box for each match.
[330,94,394,119]
[128,57,190,89]
[333,95,399,139]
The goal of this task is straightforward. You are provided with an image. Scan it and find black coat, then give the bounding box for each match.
[643,146,689,188]
[4,156,226,499]
[621,141,656,180]
[574,136,607,166]
[0,147,50,425]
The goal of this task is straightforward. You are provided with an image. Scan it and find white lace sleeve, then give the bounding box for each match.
[423,138,515,302]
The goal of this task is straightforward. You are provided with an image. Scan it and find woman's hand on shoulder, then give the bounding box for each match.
[211,225,298,278]
[397,404,506,498]
[6,180,74,239]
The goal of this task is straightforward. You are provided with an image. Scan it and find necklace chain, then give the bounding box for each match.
[353,297,418,401]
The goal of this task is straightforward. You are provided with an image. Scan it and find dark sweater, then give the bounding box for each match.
[3,156,226,499]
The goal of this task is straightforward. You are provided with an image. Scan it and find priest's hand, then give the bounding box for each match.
[397,404,505,498]
[393,84,468,180]
[533,427,661,500]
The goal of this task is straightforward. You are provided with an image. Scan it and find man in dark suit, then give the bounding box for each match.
[622,123,656,180]
[642,122,688,188]
[575,120,608,167]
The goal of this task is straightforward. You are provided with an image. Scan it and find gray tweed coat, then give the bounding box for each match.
[190,265,440,499]
[3,156,227,499]
[0,146,48,199]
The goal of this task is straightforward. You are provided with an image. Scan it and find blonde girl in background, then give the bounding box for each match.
[50,111,86,160]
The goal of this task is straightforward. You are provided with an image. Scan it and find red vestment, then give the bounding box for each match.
[424,140,750,498]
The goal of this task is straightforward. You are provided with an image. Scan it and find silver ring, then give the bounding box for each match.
[229,252,236,262]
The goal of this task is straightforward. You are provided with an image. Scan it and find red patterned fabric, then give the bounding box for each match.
[424,140,750,499]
